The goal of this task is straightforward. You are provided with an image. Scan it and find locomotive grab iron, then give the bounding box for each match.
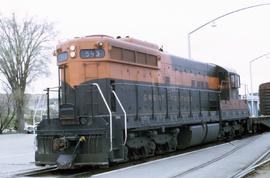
[35,35,252,169]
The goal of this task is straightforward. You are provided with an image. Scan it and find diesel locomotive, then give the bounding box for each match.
[35,35,249,168]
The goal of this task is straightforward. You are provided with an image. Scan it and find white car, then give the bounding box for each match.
[24,124,35,134]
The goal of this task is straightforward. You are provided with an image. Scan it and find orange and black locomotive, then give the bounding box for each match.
[35,35,249,168]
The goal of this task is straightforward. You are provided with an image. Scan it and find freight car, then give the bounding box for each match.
[35,35,250,169]
[259,82,270,115]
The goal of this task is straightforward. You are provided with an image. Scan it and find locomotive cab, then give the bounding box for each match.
[216,66,248,132]
[216,65,241,100]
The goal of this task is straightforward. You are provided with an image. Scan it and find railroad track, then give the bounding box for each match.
[71,136,259,178]
[16,134,259,178]
[16,166,58,177]
[14,141,223,177]
[167,136,258,178]
[17,166,100,177]
[231,147,270,178]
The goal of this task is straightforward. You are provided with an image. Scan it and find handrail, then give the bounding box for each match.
[43,86,61,121]
[112,90,127,145]
[91,83,113,152]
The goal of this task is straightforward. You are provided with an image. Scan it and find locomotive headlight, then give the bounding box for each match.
[69,45,76,51]
[70,51,76,58]
[96,41,104,48]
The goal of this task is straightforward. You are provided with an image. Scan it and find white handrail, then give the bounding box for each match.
[91,83,113,152]
[112,90,127,145]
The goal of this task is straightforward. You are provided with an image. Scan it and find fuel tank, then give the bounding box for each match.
[177,123,220,149]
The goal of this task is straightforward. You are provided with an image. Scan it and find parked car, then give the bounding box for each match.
[24,124,36,134]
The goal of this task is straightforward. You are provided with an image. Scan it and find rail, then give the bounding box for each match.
[168,136,257,178]
[231,147,270,178]
[17,166,58,177]
[112,90,127,145]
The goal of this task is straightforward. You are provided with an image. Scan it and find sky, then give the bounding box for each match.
[1,0,270,95]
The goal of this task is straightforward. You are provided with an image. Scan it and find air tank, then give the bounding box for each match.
[259,82,270,115]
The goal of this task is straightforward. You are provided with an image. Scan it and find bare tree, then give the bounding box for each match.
[0,14,56,132]
[0,91,16,134]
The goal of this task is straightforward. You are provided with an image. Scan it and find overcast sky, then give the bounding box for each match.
[1,0,270,94]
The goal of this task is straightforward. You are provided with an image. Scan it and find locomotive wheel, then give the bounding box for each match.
[155,143,167,155]
[168,138,177,152]
[146,141,156,156]
[128,148,139,160]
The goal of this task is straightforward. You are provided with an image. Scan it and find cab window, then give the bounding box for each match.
[230,74,240,88]
[57,52,68,62]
